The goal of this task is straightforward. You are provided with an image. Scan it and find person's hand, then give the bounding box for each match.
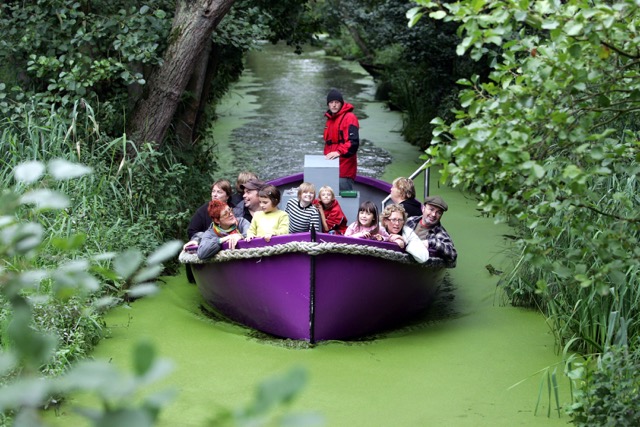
[363,231,371,239]
[325,151,340,160]
[374,234,383,241]
[227,234,242,249]
[245,236,253,242]
[264,234,273,242]
[183,240,198,251]
[389,234,406,249]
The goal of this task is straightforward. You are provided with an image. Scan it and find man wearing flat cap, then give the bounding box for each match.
[233,179,266,222]
[406,195,457,263]
[323,88,360,192]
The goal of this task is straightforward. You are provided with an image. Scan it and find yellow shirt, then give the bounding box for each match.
[247,209,290,238]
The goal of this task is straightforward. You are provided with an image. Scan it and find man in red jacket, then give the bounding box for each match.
[324,89,360,192]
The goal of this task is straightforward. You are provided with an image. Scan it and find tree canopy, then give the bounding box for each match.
[0,0,318,151]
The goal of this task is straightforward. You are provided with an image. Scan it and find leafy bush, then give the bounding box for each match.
[0,159,182,425]
[0,103,201,382]
[567,343,640,426]
[415,0,640,355]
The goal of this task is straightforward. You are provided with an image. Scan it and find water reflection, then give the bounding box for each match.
[213,42,392,181]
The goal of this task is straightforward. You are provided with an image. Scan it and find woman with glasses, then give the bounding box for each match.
[187,179,236,241]
[184,199,250,260]
[381,204,430,263]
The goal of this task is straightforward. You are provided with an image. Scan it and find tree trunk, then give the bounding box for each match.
[174,38,213,146]
[127,0,236,153]
[194,42,223,138]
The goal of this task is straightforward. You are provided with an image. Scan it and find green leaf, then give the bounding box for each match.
[250,366,308,415]
[127,283,159,298]
[133,340,156,377]
[20,189,70,210]
[50,233,87,251]
[568,43,582,58]
[146,240,182,265]
[429,11,446,20]
[407,9,425,27]
[113,249,144,279]
[564,21,583,36]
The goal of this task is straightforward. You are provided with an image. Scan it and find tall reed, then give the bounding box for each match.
[503,169,639,354]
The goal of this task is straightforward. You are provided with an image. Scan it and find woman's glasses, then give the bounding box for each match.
[220,209,234,218]
[387,217,404,223]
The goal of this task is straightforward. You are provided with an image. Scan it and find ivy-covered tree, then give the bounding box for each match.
[410,0,640,353]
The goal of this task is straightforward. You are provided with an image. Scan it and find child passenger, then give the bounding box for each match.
[314,185,348,235]
[286,182,323,233]
[345,201,389,241]
[245,185,289,243]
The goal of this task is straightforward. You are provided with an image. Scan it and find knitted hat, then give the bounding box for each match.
[423,195,448,212]
[326,89,344,104]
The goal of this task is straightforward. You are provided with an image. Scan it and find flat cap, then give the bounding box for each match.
[423,195,448,212]
[240,180,266,191]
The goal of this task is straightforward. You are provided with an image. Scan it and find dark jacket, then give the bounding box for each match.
[401,198,423,218]
[187,202,211,239]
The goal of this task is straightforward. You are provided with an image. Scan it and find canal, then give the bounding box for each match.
[52,43,571,426]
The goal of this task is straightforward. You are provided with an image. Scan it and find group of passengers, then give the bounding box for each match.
[183,173,457,264]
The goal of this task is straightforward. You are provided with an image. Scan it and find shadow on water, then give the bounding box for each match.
[211,42,392,181]
[198,273,460,350]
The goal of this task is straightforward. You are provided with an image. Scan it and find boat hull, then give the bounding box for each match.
[189,232,447,342]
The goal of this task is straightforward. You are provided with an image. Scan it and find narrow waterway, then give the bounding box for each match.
[50,43,571,426]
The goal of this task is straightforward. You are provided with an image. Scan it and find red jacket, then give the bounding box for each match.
[324,102,360,179]
[315,199,348,234]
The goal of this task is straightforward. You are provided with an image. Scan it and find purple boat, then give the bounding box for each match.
[180,171,455,343]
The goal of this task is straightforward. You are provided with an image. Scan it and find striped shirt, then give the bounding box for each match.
[285,199,322,234]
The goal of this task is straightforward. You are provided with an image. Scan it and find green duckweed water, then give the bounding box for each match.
[49,44,572,426]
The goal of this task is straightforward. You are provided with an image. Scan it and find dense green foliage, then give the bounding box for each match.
[0,1,172,132]
[0,106,196,387]
[410,0,639,421]
[0,158,182,425]
[567,343,640,426]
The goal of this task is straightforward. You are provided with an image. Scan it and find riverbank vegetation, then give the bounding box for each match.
[406,0,639,424]
[2,0,638,424]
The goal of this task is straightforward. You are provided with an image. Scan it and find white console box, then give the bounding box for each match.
[304,155,340,193]
[278,155,361,227]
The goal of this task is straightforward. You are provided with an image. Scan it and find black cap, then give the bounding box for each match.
[327,89,344,104]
